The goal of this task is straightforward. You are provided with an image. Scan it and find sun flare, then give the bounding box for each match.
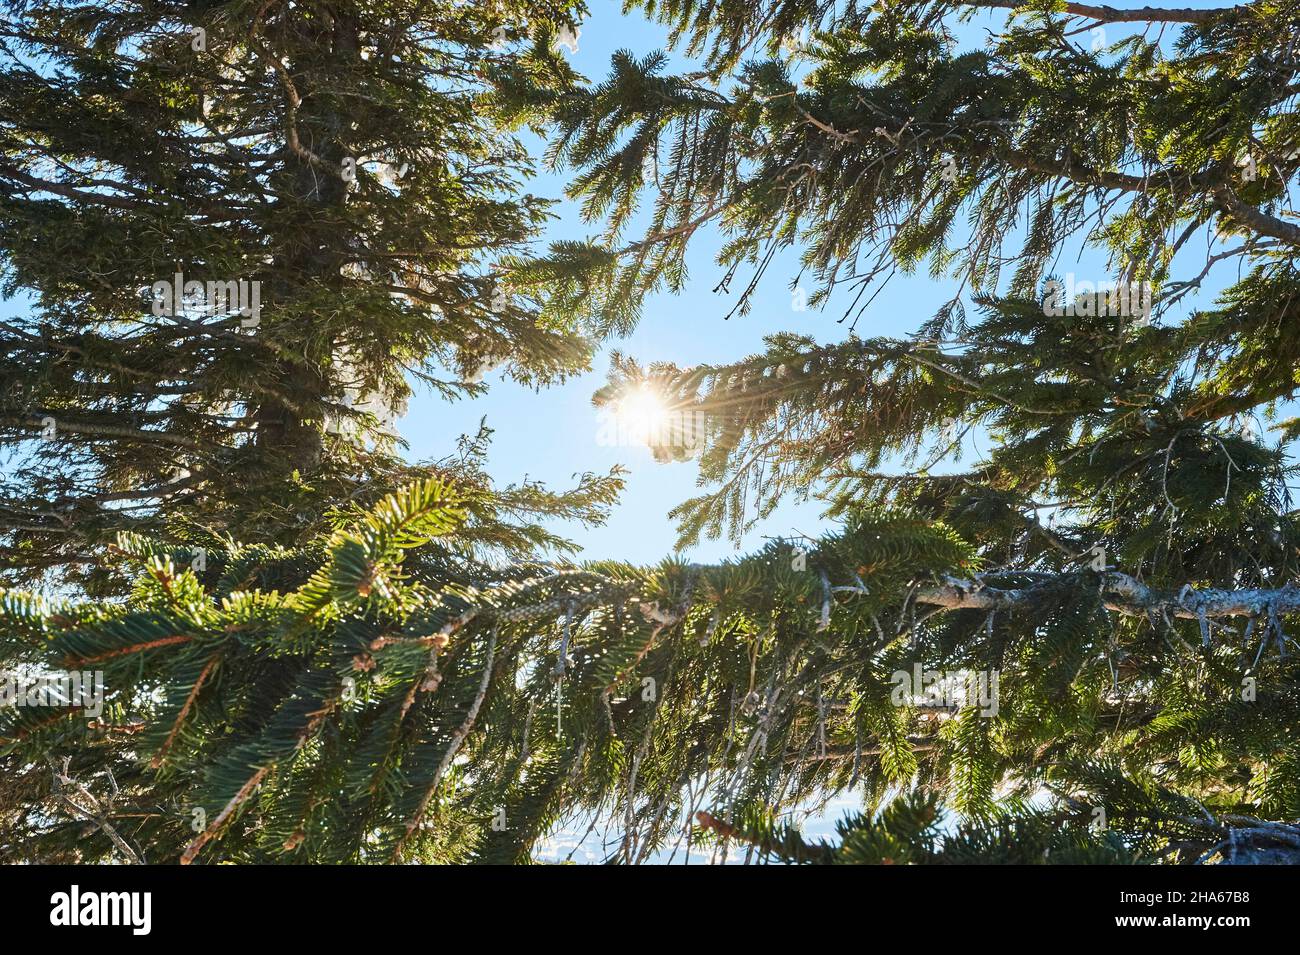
[613,385,670,443]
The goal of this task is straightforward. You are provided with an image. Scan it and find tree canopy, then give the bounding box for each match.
[6,0,1300,864]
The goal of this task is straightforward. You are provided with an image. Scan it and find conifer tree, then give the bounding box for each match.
[0,0,607,592]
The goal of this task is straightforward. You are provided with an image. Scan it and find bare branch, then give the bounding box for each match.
[917,571,1300,621]
[960,1,1237,25]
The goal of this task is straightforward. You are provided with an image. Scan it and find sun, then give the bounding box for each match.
[614,385,669,445]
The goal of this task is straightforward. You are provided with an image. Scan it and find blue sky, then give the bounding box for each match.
[405,6,843,566]
[402,0,1242,569]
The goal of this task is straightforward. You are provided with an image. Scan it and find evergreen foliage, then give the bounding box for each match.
[7,0,1300,864]
[0,0,602,591]
[6,475,1300,863]
[499,0,1300,860]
